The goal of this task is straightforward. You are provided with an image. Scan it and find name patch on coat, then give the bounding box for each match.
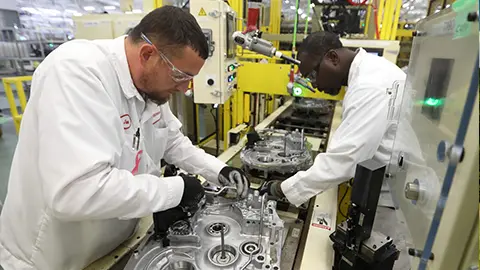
[121,114,132,130]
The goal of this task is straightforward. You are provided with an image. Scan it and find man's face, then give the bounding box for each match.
[299,51,342,96]
[139,46,204,105]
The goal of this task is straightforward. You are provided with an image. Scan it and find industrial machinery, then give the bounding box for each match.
[330,159,400,270]
[124,167,286,270]
[274,98,334,139]
[190,0,239,104]
[240,128,313,181]
[383,4,479,270]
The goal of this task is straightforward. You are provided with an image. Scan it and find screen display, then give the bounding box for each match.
[226,13,235,59]
[421,58,454,121]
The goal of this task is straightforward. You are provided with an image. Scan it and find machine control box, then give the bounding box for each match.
[191,0,238,104]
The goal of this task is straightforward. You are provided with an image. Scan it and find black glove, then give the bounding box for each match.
[153,206,188,238]
[260,180,285,200]
[218,166,250,199]
[179,173,205,212]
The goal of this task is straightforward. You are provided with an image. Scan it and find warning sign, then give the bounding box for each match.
[311,209,332,231]
[198,8,207,16]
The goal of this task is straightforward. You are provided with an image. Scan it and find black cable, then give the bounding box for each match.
[181,0,189,8]
[338,179,353,218]
[210,106,220,156]
[338,185,349,218]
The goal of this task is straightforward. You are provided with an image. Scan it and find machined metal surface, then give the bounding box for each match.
[124,191,285,270]
[291,98,333,114]
[240,129,313,175]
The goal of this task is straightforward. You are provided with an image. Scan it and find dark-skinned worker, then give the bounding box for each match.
[262,31,411,269]
[0,6,249,270]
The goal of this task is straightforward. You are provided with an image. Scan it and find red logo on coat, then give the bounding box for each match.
[121,114,132,130]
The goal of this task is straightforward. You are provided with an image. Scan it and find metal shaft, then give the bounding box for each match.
[258,194,265,246]
[300,129,304,150]
[220,227,226,259]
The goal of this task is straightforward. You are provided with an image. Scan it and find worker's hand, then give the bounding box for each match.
[218,166,250,199]
[260,180,285,200]
[179,173,205,212]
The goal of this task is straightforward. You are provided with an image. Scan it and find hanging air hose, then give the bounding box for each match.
[305,0,311,35]
[287,0,301,93]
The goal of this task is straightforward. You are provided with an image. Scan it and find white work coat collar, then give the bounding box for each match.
[109,35,143,100]
[110,36,161,123]
[347,48,367,87]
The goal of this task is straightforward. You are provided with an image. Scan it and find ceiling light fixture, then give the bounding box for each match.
[132,9,142,13]
[83,6,95,11]
[104,6,116,10]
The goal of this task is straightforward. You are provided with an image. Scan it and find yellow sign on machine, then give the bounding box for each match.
[198,7,207,16]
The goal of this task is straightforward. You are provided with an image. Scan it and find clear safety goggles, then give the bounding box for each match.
[140,33,194,83]
[305,64,320,84]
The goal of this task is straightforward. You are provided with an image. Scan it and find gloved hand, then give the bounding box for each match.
[218,166,250,199]
[179,173,205,213]
[260,180,285,200]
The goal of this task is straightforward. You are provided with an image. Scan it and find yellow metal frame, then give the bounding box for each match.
[236,62,345,100]
[2,76,32,134]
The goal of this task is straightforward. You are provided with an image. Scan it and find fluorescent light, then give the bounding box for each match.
[37,8,61,16]
[132,9,142,13]
[285,0,289,3]
[301,14,307,19]
[73,12,83,16]
[20,7,41,14]
[83,6,95,11]
[104,6,116,10]
[65,9,78,13]
[125,11,133,14]
[290,6,296,10]
[297,8,304,14]
[446,4,450,8]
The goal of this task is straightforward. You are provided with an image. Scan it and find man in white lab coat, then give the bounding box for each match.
[263,31,411,269]
[0,6,249,270]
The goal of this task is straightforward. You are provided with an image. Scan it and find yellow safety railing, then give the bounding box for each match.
[2,76,32,134]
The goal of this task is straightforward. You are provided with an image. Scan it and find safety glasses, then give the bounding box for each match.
[140,33,193,82]
[304,49,334,84]
[305,63,320,84]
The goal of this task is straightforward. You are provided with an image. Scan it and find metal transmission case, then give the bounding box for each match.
[191,0,239,104]
[124,191,285,270]
[384,3,478,270]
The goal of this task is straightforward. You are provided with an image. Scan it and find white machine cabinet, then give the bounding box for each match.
[385,3,478,270]
[191,0,238,104]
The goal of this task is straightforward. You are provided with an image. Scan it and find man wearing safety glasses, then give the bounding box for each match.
[0,6,249,270]
[262,31,411,269]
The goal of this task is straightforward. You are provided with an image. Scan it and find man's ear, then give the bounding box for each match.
[326,50,340,66]
[139,44,155,63]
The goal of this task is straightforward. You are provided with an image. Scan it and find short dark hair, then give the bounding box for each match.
[129,6,208,59]
[299,31,343,61]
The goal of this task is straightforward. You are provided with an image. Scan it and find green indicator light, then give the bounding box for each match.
[424,98,443,107]
[228,64,235,72]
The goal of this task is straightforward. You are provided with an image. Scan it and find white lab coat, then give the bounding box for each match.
[281,48,407,206]
[0,36,226,270]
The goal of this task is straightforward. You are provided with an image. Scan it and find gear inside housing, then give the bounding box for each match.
[124,191,285,270]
